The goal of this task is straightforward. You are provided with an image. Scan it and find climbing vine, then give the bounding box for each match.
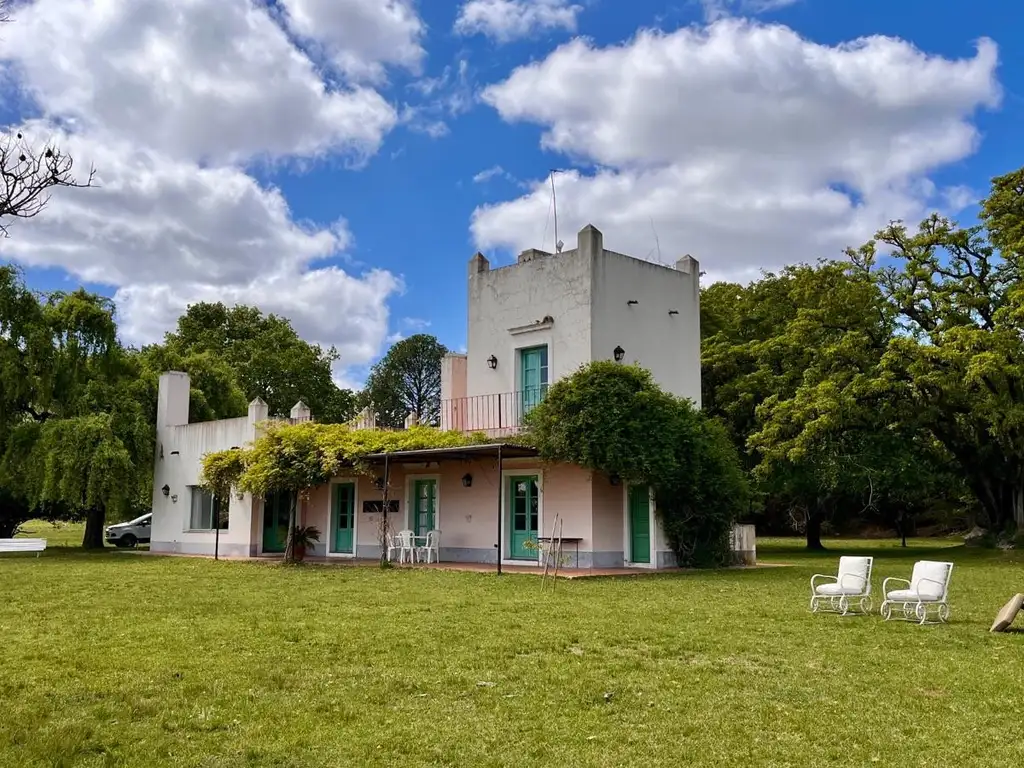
[525,362,748,567]
[202,423,484,563]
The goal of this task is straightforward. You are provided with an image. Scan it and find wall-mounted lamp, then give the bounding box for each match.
[609,474,621,486]
[373,476,385,490]
[613,345,625,363]
[668,310,679,316]
[236,491,244,501]
[627,300,639,306]
[170,494,178,503]
[170,450,179,456]
[486,355,498,370]
[462,473,473,488]
[161,484,170,497]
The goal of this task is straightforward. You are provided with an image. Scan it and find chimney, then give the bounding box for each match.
[157,371,190,427]
[469,252,490,278]
[675,254,699,275]
[578,224,604,262]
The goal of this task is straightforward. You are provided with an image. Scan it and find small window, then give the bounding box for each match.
[189,487,228,531]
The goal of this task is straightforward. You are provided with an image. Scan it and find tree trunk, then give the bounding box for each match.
[805,513,825,551]
[972,476,1022,533]
[283,491,298,564]
[82,506,106,549]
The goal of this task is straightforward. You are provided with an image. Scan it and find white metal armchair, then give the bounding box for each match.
[810,556,874,615]
[881,560,953,624]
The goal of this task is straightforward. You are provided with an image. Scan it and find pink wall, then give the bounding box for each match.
[591,473,625,552]
[301,458,601,560]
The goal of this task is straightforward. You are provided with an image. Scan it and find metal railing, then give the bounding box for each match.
[439,387,549,437]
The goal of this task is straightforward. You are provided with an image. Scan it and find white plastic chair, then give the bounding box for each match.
[881,560,953,624]
[396,529,415,564]
[385,532,402,563]
[810,556,874,615]
[416,530,440,564]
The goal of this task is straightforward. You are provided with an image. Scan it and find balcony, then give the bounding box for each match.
[440,387,549,437]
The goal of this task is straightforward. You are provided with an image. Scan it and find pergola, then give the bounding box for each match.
[361,443,540,574]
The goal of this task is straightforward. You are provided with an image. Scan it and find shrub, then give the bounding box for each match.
[526,362,748,567]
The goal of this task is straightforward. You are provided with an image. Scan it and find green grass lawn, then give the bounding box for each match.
[1,538,1022,767]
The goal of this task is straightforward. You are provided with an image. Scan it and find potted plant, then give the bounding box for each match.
[290,525,321,562]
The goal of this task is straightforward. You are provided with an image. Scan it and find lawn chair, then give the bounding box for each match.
[416,530,440,564]
[395,529,416,564]
[881,560,953,624]
[385,532,402,563]
[810,556,873,615]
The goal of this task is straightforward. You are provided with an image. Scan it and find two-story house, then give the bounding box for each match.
[150,224,701,570]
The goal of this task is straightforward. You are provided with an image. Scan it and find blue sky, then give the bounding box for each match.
[0,0,1018,387]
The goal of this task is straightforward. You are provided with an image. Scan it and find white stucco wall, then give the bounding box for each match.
[456,225,701,408]
[150,372,262,557]
[466,247,593,401]
[590,250,701,405]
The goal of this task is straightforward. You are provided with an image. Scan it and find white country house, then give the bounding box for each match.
[148,224,744,570]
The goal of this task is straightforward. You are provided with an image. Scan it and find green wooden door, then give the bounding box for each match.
[412,479,437,536]
[262,491,290,553]
[331,483,355,554]
[628,486,651,564]
[519,346,548,417]
[509,475,539,559]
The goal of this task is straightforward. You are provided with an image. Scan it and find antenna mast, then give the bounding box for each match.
[550,169,564,253]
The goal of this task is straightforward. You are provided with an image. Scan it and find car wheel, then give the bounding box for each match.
[119,534,138,549]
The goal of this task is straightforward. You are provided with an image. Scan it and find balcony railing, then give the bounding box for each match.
[440,387,549,437]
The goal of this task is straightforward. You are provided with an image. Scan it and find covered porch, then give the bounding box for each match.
[279,443,676,572]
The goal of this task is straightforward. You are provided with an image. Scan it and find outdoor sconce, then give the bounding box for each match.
[609,474,621,486]
[462,473,473,488]
[627,300,638,306]
[487,355,498,369]
[374,476,385,490]
[161,484,170,497]
[171,495,178,503]
[236,490,244,501]
[613,345,625,362]
[668,310,679,316]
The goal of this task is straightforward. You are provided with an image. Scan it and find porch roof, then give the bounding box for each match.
[360,442,538,464]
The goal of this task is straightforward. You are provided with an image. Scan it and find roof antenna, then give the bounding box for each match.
[550,169,564,253]
[650,217,662,264]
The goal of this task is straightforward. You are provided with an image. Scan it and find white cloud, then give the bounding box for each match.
[473,20,1000,283]
[278,0,425,83]
[0,124,401,366]
[701,0,800,22]
[0,0,414,373]
[473,165,507,183]
[2,0,397,164]
[454,0,582,43]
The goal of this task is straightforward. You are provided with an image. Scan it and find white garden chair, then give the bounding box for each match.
[881,560,953,624]
[810,556,874,615]
[395,529,416,564]
[416,530,440,564]
[385,532,402,563]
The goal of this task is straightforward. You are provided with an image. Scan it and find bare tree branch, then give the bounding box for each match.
[0,130,96,237]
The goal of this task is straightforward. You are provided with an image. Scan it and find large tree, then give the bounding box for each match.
[161,302,355,424]
[748,167,1024,535]
[361,334,447,428]
[0,267,150,543]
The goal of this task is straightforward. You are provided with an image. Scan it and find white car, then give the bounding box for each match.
[105,513,152,548]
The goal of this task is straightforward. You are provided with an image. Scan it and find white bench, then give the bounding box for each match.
[0,538,47,557]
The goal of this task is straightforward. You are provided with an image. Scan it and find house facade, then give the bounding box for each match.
[150,224,714,569]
